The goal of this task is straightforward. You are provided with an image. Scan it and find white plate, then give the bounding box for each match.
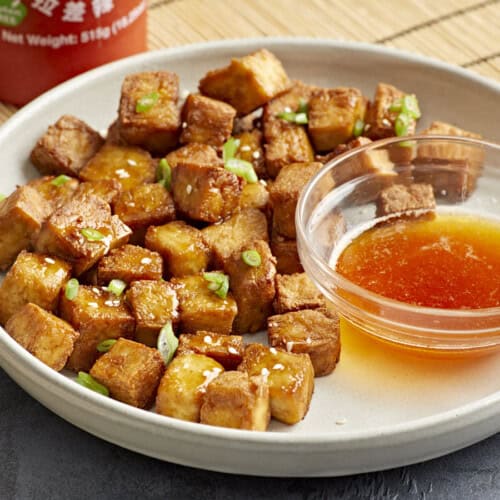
[1,38,500,477]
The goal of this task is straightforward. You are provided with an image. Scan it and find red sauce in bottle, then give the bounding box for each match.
[0,0,147,106]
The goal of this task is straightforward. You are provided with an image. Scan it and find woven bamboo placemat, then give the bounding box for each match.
[1,0,499,124]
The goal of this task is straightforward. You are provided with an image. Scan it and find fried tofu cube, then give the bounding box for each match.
[270,228,303,275]
[125,280,179,346]
[90,338,164,408]
[172,274,237,334]
[238,343,314,424]
[28,175,80,214]
[223,240,276,333]
[180,94,236,148]
[0,251,71,325]
[234,129,266,178]
[112,183,176,242]
[177,331,244,370]
[199,49,291,115]
[171,161,243,223]
[268,309,340,377]
[156,353,224,422]
[0,186,52,270]
[145,221,210,278]
[269,162,323,239]
[60,285,135,371]
[118,71,181,154]
[200,371,270,431]
[34,194,131,276]
[79,143,156,191]
[376,183,436,217]
[75,179,122,205]
[308,88,367,152]
[165,142,223,170]
[201,208,269,269]
[273,273,325,314]
[239,181,270,212]
[30,115,104,176]
[365,83,417,140]
[5,303,79,371]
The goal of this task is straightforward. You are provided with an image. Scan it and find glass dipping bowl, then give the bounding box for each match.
[296,135,500,355]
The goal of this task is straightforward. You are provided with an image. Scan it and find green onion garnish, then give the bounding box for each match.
[389,98,402,113]
[241,250,261,267]
[395,112,412,137]
[97,339,117,353]
[157,321,178,366]
[81,228,105,241]
[107,279,127,297]
[51,175,71,187]
[297,98,308,114]
[277,110,309,125]
[76,372,109,396]
[294,112,308,125]
[223,137,240,163]
[135,91,159,113]
[157,158,172,191]
[352,119,365,138]
[401,95,421,119]
[65,278,79,301]
[203,271,230,299]
[225,158,258,184]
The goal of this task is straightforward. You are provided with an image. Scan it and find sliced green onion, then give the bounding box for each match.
[51,175,71,187]
[157,158,172,191]
[241,249,261,267]
[97,339,117,353]
[76,372,109,396]
[107,279,127,297]
[297,98,308,114]
[203,272,230,299]
[157,321,178,366]
[81,228,105,241]
[223,137,240,162]
[65,278,79,301]
[277,111,297,122]
[294,112,308,124]
[352,119,365,138]
[401,95,421,119]
[395,112,412,137]
[389,98,402,113]
[225,158,258,184]
[135,91,159,113]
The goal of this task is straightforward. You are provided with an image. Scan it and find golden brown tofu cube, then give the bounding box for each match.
[125,280,179,346]
[0,186,52,270]
[223,240,276,333]
[180,94,236,148]
[365,83,417,140]
[200,371,270,431]
[112,183,176,240]
[97,244,163,284]
[34,194,132,276]
[376,183,436,217]
[172,274,237,335]
[30,115,104,176]
[75,179,122,205]
[118,71,181,154]
[177,331,244,370]
[145,221,210,278]
[171,161,242,223]
[239,181,270,213]
[166,142,223,170]
[156,353,224,422]
[0,251,71,325]
[199,49,291,116]
[5,303,79,372]
[60,285,135,372]
[79,143,156,191]
[273,273,325,314]
[28,175,80,214]
[269,162,323,239]
[234,129,266,178]
[201,208,269,269]
[90,338,164,408]
[268,309,340,377]
[270,228,303,275]
[238,343,314,425]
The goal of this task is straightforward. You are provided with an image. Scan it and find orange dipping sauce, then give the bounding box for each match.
[336,213,500,310]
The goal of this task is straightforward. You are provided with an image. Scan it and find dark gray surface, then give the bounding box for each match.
[1,368,499,500]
